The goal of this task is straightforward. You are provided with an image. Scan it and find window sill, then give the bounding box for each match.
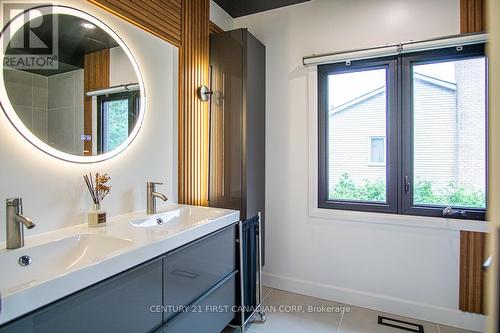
[309,206,489,232]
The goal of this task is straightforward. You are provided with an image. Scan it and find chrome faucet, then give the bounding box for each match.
[147,182,168,214]
[6,198,35,249]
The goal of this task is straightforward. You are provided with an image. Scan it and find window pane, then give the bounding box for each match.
[412,58,486,209]
[106,99,129,152]
[370,137,385,164]
[327,68,387,202]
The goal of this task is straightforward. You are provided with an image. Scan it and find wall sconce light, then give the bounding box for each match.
[197,85,212,102]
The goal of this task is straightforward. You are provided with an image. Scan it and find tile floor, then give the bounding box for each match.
[222,287,478,333]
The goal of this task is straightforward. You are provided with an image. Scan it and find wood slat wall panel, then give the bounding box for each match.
[458,0,486,315]
[178,0,210,206]
[459,231,486,313]
[88,0,182,46]
[107,0,180,37]
[460,0,485,33]
[209,21,224,35]
[83,49,110,156]
[87,0,211,204]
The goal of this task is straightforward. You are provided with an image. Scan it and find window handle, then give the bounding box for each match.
[404,176,410,193]
[442,206,467,217]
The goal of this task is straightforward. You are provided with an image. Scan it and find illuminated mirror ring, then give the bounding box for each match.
[0,5,146,163]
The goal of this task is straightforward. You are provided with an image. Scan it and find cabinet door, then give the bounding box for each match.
[0,259,163,333]
[163,226,236,320]
[209,30,244,213]
[157,274,236,333]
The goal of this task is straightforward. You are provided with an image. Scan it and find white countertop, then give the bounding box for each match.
[0,204,239,325]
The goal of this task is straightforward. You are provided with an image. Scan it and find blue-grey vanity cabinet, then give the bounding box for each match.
[0,258,164,333]
[163,226,236,320]
[0,225,238,333]
[157,273,236,333]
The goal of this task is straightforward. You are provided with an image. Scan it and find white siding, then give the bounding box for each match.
[328,90,386,193]
[413,78,456,189]
[328,78,457,194]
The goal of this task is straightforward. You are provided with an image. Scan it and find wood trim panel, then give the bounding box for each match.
[459,0,486,315]
[459,231,486,313]
[87,0,211,205]
[83,49,110,156]
[87,0,182,47]
[209,20,224,35]
[460,0,485,33]
[178,0,210,205]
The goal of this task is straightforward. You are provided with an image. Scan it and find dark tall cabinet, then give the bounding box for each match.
[209,28,265,239]
[209,29,266,326]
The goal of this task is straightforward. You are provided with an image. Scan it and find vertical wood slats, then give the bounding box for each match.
[460,0,485,33]
[459,231,486,313]
[178,0,210,206]
[87,0,182,47]
[458,0,486,315]
[87,0,211,205]
[209,21,224,35]
[83,49,110,156]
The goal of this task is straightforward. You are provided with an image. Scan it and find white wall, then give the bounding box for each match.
[234,0,487,331]
[0,0,178,242]
[209,0,234,31]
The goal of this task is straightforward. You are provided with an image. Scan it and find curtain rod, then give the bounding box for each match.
[302,32,488,67]
[86,83,139,97]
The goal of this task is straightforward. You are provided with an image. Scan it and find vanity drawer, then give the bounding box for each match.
[163,225,236,320]
[158,273,236,333]
[0,258,163,333]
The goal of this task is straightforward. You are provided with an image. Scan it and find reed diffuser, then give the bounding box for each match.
[83,173,111,226]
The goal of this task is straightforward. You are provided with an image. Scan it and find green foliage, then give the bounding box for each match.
[413,180,439,205]
[107,99,129,151]
[413,180,485,207]
[330,173,386,202]
[330,174,485,208]
[330,173,360,200]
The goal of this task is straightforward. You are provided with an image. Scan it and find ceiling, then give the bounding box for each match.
[213,0,310,18]
[5,14,118,76]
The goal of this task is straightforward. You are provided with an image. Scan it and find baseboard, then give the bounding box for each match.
[262,272,486,332]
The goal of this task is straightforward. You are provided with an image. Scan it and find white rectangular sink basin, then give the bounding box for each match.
[130,206,227,228]
[0,204,239,326]
[0,234,133,297]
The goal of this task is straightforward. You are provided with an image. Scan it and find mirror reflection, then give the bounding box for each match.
[3,12,141,157]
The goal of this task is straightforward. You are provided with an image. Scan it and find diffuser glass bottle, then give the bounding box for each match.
[83,173,111,226]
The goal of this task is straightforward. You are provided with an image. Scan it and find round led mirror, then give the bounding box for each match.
[0,5,145,163]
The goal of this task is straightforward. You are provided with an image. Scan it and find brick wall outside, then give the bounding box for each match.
[455,58,486,193]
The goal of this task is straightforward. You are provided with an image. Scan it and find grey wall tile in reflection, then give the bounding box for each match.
[74,69,84,107]
[75,104,84,155]
[4,68,33,107]
[48,106,75,154]
[14,105,33,129]
[33,107,48,143]
[33,74,48,109]
[48,72,75,109]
